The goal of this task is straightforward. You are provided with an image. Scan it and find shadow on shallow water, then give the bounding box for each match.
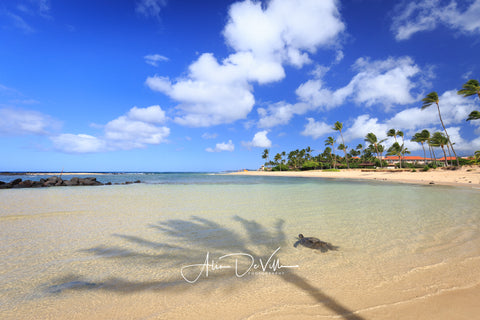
[44,215,364,320]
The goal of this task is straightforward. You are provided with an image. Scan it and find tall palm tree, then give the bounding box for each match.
[262,149,270,169]
[430,132,450,167]
[397,131,405,145]
[421,91,459,166]
[274,153,282,170]
[325,136,336,169]
[387,129,398,143]
[387,142,403,168]
[364,132,386,168]
[411,129,431,165]
[356,144,364,160]
[333,121,349,168]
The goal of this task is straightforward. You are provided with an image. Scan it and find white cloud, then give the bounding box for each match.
[145,0,344,127]
[104,116,170,149]
[242,130,272,148]
[301,118,332,139]
[224,0,344,67]
[0,107,59,135]
[206,140,235,152]
[136,0,167,18]
[52,105,170,153]
[144,54,169,67]
[296,56,425,113]
[257,102,296,128]
[51,134,106,153]
[392,0,480,40]
[127,105,166,123]
[146,53,255,127]
[343,114,390,142]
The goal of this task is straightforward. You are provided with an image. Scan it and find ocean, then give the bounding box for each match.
[1,173,479,319]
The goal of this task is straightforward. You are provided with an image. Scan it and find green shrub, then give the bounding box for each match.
[322,168,340,172]
[422,165,430,171]
[272,164,289,171]
[301,160,320,170]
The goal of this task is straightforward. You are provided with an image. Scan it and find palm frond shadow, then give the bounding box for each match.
[45,215,364,319]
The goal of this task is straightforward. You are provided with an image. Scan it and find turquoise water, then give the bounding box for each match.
[0,174,479,319]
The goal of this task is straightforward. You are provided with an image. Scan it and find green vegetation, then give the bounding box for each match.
[259,79,479,171]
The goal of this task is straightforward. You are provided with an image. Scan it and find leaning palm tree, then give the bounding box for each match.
[457,78,480,122]
[333,121,349,168]
[458,79,480,99]
[430,132,450,167]
[466,111,480,121]
[325,136,336,169]
[411,130,431,165]
[421,91,459,166]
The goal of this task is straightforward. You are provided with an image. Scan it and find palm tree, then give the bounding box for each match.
[458,79,480,99]
[305,146,312,160]
[397,131,405,145]
[475,150,480,164]
[466,111,480,121]
[387,129,398,143]
[325,136,336,169]
[387,142,403,168]
[338,144,347,167]
[430,132,450,167]
[411,130,430,165]
[421,91,459,166]
[364,132,386,167]
[262,149,270,169]
[356,144,364,160]
[274,153,282,171]
[333,121,349,169]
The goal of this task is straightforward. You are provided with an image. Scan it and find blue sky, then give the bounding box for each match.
[1,0,479,172]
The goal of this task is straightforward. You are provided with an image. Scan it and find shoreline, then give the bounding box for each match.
[228,166,480,188]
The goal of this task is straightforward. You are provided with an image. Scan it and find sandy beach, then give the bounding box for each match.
[229,166,480,188]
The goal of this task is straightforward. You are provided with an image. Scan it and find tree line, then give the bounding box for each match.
[261,79,480,171]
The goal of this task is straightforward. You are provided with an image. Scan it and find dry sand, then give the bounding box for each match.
[230,166,480,188]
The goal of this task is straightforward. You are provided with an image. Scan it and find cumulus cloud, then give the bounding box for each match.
[224,0,344,67]
[301,118,332,139]
[297,56,425,110]
[146,0,344,127]
[392,0,480,40]
[51,105,170,153]
[144,54,169,66]
[242,130,272,148]
[127,105,166,123]
[260,56,427,129]
[206,140,235,152]
[0,107,60,135]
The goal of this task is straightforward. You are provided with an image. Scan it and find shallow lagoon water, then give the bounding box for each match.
[1,174,479,319]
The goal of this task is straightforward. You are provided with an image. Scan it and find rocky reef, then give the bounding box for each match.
[0,176,141,189]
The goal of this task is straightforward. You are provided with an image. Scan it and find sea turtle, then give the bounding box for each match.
[294,234,339,252]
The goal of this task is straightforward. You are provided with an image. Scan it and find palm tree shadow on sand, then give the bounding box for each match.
[45,215,364,320]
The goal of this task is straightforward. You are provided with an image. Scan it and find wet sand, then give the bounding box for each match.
[229,166,480,188]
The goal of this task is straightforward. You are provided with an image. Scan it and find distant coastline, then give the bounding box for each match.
[228,166,480,188]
